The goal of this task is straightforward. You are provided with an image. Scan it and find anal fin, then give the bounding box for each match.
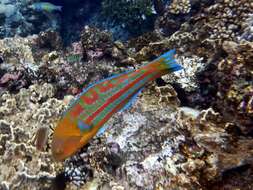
[119,87,144,113]
[96,124,110,137]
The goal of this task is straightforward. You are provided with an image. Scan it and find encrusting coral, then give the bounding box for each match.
[0,35,36,64]
[162,55,205,92]
[214,41,253,134]
[204,0,253,42]
[0,83,66,189]
[101,0,154,35]
[168,0,191,14]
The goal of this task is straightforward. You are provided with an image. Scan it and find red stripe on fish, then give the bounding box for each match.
[81,89,99,104]
[96,71,163,128]
[70,103,83,117]
[85,68,153,125]
[95,91,136,129]
[98,81,115,93]
[112,74,129,85]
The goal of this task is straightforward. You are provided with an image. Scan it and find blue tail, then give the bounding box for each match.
[157,49,183,72]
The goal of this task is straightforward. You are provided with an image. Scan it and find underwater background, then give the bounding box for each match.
[0,0,253,189]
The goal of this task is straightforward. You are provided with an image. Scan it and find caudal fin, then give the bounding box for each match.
[156,49,183,72]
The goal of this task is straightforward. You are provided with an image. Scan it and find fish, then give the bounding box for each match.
[35,126,49,151]
[52,49,183,161]
[66,53,82,63]
[29,2,62,12]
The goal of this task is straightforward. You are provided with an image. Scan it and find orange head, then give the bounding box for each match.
[51,117,83,161]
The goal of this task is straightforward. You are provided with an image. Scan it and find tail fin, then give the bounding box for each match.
[156,49,183,72]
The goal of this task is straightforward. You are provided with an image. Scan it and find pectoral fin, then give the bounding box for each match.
[78,120,92,133]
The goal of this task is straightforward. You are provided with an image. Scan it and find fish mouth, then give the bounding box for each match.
[51,135,83,161]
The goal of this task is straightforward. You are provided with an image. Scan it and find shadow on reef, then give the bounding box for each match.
[46,0,102,45]
[206,164,253,190]
[51,172,68,190]
[52,0,157,45]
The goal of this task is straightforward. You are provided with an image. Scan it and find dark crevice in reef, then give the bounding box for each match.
[155,78,189,106]
[171,83,189,106]
[155,78,167,87]
[206,165,253,190]
[51,172,69,190]
[43,0,157,45]
[46,0,102,45]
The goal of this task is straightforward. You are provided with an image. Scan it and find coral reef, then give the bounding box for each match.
[0,0,61,38]
[0,84,65,190]
[80,26,113,60]
[155,0,253,46]
[0,35,36,64]
[0,0,253,189]
[204,0,253,42]
[240,14,253,41]
[101,0,155,35]
[212,41,253,134]
[168,0,191,14]
[162,55,205,92]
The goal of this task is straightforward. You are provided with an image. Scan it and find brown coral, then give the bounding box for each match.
[81,26,113,60]
[168,0,191,14]
[0,84,66,189]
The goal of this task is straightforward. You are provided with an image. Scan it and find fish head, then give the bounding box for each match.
[51,117,83,161]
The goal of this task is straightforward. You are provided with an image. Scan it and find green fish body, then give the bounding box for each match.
[30,2,62,12]
[52,50,183,161]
